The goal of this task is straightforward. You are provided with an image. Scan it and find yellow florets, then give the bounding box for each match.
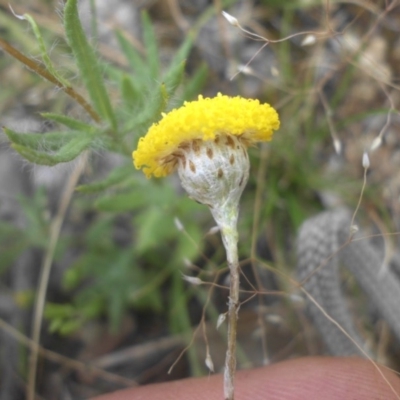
[133,93,280,178]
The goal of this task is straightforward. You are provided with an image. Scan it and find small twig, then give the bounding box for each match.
[27,152,89,400]
[0,38,101,123]
[168,265,222,374]
[166,0,190,31]
[350,153,369,229]
[301,287,400,400]
[93,335,185,369]
[370,83,396,151]
[319,89,342,154]
[0,316,136,387]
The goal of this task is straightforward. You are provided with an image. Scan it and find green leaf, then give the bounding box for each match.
[63,253,101,290]
[12,135,92,166]
[81,299,104,319]
[17,189,50,247]
[4,128,82,152]
[76,164,134,193]
[133,207,183,254]
[59,319,83,335]
[11,145,59,166]
[0,224,29,274]
[134,206,165,253]
[174,222,203,264]
[48,318,64,333]
[182,63,208,101]
[121,75,143,110]
[64,0,117,130]
[141,11,159,78]
[95,191,147,212]
[167,33,194,74]
[98,59,125,85]
[63,264,85,290]
[163,33,194,96]
[21,13,71,88]
[0,241,28,274]
[115,30,148,83]
[165,60,186,97]
[45,303,75,319]
[85,216,114,248]
[125,83,168,134]
[41,113,95,132]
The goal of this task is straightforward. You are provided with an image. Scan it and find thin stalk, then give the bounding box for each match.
[0,38,101,123]
[222,227,239,400]
[211,204,240,400]
[27,152,88,400]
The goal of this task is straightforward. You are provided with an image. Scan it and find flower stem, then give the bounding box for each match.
[210,204,240,400]
[223,229,239,400]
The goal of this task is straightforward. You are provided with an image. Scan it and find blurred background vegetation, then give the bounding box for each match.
[0,0,399,398]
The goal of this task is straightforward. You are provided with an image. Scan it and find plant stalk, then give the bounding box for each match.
[27,153,88,400]
[211,204,240,400]
[223,228,239,400]
[0,38,101,123]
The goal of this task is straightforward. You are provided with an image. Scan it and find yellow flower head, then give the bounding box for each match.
[133,93,280,178]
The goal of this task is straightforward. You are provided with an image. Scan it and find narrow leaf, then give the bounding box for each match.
[121,75,143,110]
[167,33,194,73]
[163,33,194,95]
[0,38,100,122]
[12,145,62,166]
[115,30,148,83]
[134,207,166,252]
[141,11,159,78]
[125,83,168,134]
[95,191,147,212]
[182,63,208,101]
[164,60,186,97]
[64,0,117,129]
[22,13,71,88]
[41,113,95,132]
[98,59,124,84]
[76,164,134,193]
[12,135,92,165]
[0,223,29,274]
[4,128,82,151]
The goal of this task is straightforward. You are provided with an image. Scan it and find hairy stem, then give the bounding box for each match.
[0,38,101,123]
[223,228,239,400]
[211,204,240,400]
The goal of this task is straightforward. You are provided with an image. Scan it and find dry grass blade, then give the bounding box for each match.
[27,152,89,400]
